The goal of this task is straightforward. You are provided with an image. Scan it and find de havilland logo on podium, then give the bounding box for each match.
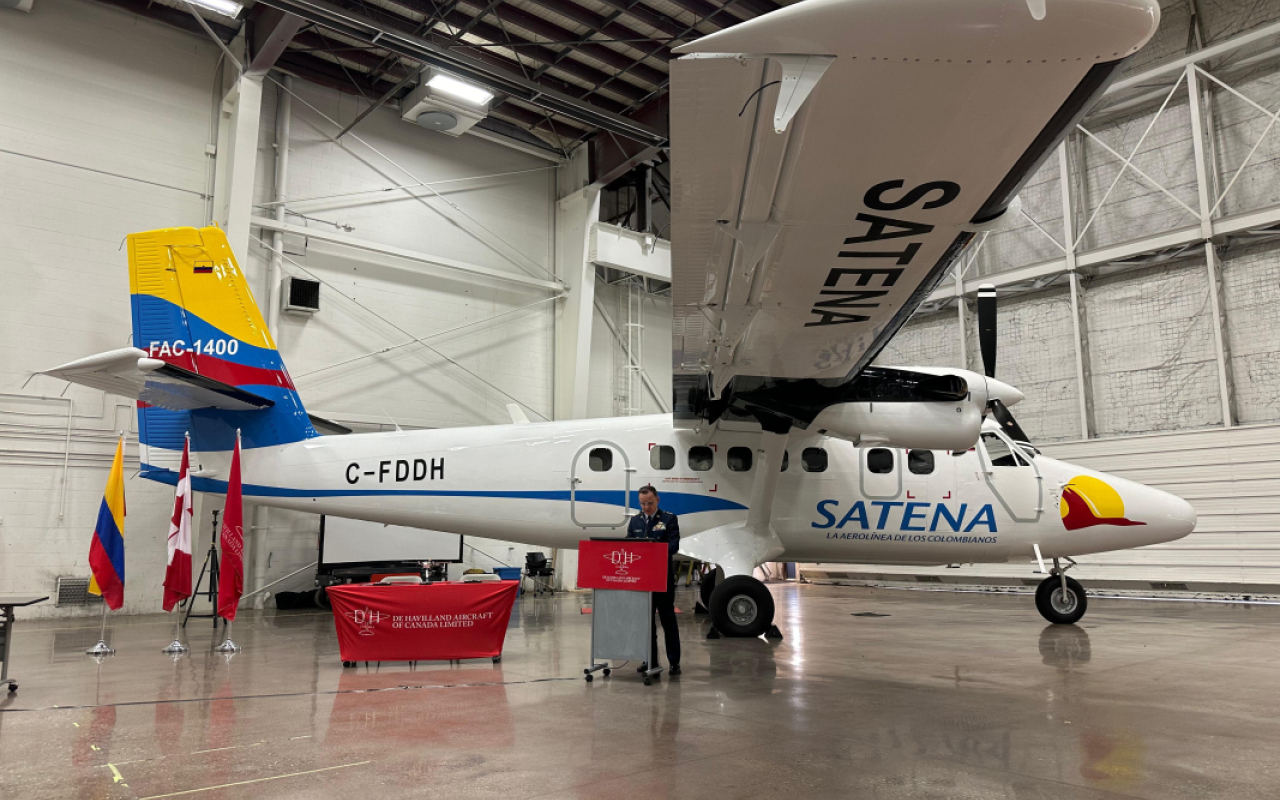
[606,549,640,575]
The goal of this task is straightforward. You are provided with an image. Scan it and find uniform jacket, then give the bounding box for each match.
[626,508,680,560]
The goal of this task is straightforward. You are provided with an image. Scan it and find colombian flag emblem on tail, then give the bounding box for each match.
[88,437,126,609]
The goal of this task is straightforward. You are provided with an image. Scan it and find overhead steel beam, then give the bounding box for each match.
[511,0,675,62]
[256,0,666,145]
[248,7,307,76]
[92,0,238,41]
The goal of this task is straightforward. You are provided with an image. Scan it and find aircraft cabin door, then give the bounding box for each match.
[978,432,1042,522]
[570,441,633,529]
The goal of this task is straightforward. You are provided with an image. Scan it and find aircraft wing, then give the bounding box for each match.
[669,0,1159,422]
[43,348,274,411]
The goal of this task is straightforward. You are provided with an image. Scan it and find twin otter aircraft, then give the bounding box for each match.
[48,0,1195,637]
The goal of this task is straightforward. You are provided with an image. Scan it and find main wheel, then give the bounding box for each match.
[709,575,775,638]
[1035,575,1087,625]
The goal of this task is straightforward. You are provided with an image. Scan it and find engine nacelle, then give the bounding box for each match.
[808,388,986,452]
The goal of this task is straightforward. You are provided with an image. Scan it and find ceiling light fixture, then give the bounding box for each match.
[428,74,494,107]
[184,0,243,19]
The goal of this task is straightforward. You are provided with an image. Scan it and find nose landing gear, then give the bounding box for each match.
[1035,557,1087,624]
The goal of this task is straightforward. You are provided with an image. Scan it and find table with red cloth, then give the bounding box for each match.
[328,581,518,663]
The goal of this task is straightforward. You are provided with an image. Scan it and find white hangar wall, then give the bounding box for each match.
[0,1,558,617]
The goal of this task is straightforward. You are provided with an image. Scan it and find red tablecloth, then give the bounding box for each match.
[328,581,518,662]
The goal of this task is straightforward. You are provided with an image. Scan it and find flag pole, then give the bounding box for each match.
[162,431,191,655]
[215,429,242,653]
[86,596,115,656]
[87,432,124,657]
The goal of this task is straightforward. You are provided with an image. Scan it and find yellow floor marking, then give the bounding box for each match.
[288,735,311,740]
[91,745,100,751]
[108,764,125,784]
[135,761,371,799]
[72,722,79,727]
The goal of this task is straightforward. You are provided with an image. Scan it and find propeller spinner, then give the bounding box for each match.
[976,284,1032,446]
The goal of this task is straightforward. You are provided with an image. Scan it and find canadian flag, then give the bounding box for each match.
[162,437,193,612]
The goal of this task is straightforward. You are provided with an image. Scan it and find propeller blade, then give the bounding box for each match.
[989,399,1031,445]
[977,284,997,378]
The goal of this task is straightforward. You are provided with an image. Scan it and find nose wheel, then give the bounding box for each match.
[1036,574,1087,624]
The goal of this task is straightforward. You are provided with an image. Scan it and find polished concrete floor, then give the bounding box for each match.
[2,582,1279,799]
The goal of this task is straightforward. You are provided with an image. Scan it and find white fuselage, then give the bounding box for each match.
[206,413,1195,568]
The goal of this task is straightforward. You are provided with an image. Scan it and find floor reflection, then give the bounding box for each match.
[1038,624,1092,669]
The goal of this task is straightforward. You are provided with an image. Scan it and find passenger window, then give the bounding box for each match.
[908,449,934,475]
[727,446,752,472]
[650,445,675,470]
[982,434,1026,467]
[867,448,894,474]
[688,446,714,471]
[801,447,827,473]
[781,450,790,472]
[589,448,613,472]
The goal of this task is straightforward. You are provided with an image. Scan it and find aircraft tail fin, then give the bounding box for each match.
[127,226,316,474]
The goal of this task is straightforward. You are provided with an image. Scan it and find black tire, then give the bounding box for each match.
[1035,576,1087,625]
[603,668,611,677]
[585,673,593,683]
[699,568,718,609]
[313,587,332,610]
[643,677,651,686]
[709,575,775,638]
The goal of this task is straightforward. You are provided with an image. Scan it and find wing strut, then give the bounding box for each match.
[680,427,789,577]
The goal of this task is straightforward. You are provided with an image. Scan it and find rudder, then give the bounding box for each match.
[131,226,315,474]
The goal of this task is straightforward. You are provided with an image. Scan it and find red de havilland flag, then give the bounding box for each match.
[215,431,245,651]
[163,435,193,612]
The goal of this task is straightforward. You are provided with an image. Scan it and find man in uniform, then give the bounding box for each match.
[626,485,681,675]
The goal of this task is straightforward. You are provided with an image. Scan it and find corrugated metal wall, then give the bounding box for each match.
[800,423,1280,590]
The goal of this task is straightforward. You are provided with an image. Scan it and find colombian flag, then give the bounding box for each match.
[88,437,126,610]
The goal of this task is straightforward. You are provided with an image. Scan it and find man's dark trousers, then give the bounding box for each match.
[651,571,680,668]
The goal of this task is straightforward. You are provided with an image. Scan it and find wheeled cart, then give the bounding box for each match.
[585,588,661,684]
[577,538,668,686]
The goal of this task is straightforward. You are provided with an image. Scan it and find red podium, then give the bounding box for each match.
[328,582,518,664]
[577,539,667,684]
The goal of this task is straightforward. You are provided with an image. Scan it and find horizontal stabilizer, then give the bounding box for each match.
[44,348,274,411]
[308,413,353,436]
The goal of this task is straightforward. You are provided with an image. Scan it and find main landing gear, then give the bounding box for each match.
[708,575,776,638]
[1035,558,1087,625]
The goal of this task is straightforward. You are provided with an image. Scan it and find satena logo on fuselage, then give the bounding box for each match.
[1060,475,1145,530]
[812,499,998,543]
[807,179,962,328]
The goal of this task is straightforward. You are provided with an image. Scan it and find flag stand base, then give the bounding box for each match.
[85,604,114,656]
[162,612,187,654]
[214,621,241,652]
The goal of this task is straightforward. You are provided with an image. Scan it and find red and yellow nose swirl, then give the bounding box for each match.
[1061,475,1146,531]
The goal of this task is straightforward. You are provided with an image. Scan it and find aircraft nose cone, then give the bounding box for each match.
[1168,494,1197,538]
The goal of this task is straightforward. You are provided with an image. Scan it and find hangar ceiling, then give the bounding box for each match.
[90,0,800,162]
